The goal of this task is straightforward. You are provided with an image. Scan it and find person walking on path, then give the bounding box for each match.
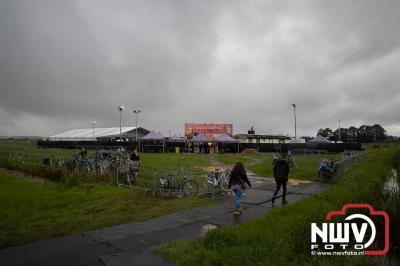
[229,162,251,216]
[272,153,290,205]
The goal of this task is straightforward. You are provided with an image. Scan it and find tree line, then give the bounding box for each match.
[317,124,389,143]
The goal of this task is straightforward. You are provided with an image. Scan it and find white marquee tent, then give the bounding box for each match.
[49,127,137,141]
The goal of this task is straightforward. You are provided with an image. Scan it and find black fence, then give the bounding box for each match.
[238,142,362,153]
[37,140,362,153]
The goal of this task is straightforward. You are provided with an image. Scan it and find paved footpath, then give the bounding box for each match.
[0,176,329,266]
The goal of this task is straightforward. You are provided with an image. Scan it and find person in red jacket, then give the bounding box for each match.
[229,162,252,215]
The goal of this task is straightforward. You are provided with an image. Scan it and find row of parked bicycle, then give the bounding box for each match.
[42,148,140,177]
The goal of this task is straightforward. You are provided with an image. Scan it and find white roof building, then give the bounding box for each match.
[49,127,148,141]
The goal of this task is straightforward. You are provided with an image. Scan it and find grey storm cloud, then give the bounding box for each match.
[0,0,399,137]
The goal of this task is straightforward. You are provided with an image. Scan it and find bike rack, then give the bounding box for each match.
[150,169,230,200]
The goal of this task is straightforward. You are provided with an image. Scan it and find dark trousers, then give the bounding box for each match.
[273,180,287,200]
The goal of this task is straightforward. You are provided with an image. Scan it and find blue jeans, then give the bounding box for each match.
[233,188,243,209]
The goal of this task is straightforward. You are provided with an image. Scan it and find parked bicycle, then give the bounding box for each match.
[154,169,198,197]
[203,168,231,193]
[42,156,65,168]
[14,153,26,164]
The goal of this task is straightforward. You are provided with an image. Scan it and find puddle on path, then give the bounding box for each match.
[200,224,218,237]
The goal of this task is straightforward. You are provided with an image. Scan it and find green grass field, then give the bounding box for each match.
[245,154,325,181]
[0,140,212,187]
[0,140,211,172]
[213,154,255,165]
[0,140,368,250]
[0,140,334,192]
[214,152,341,181]
[156,145,400,265]
[0,140,81,161]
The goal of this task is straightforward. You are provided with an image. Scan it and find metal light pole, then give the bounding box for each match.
[338,119,341,142]
[118,106,124,141]
[133,109,141,142]
[292,104,297,141]
[92,121,96,138]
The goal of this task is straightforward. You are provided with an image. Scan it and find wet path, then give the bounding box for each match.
[0,174,330,266]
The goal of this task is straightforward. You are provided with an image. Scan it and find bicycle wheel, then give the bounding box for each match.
[219,173,231,192]
[155,185,174,197]
[126,173,136,186]
[154,177,174,198]
[182,180,198,196]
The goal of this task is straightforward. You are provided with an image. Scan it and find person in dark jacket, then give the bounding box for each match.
[130,149,140,162]
[79,146,87,158]
[229,162,251,215]
[272,153,290,205]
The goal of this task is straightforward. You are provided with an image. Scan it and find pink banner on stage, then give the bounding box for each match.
[185,123,233,138]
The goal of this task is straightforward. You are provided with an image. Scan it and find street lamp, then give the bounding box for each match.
[292,104,297,141]
[118,106,124,141]
[133,109,141,142]
[338,119,341,142]
[92,121,96,138]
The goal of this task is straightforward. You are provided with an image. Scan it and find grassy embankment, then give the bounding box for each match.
[0,141,216,248]
[156,145,400,265]
[0,169,216,248]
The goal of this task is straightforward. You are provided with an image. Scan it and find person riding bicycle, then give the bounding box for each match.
[318,158,334,175]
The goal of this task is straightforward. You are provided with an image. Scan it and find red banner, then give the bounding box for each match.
[185,123,233,138]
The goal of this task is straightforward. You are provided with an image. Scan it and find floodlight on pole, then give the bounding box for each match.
[92,121,96,138]
[133,109,141,142]
[118,106,124,142]
[292,104,297,141]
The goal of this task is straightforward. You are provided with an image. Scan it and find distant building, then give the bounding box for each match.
[234,134,291,144]
[287,138,306,144]
[49,127,149,141]
[234,127,291,144]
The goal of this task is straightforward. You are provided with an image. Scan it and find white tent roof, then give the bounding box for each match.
[308,134,331,143]
[50,127,136,139]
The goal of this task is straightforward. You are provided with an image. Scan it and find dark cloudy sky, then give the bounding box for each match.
[1,0,399,137]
